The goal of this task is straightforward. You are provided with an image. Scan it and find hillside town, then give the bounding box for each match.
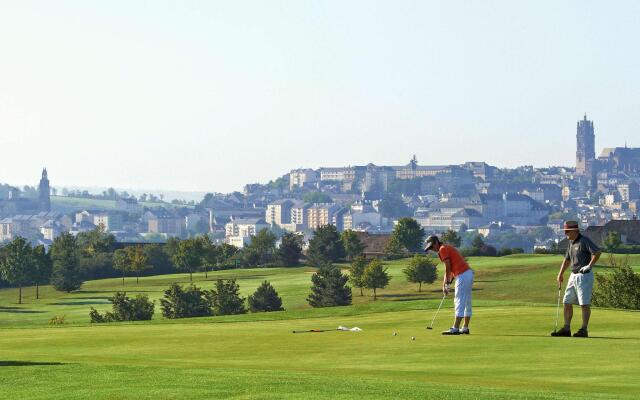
[2,115,639,252]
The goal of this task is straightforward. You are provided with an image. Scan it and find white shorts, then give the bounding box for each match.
[454,269,474,318]
[563,272,594,306]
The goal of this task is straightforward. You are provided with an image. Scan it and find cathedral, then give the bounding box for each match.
[575,115,640,188]
[0,169,51,217]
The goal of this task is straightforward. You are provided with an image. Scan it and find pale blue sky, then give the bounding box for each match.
[1,1,639,193]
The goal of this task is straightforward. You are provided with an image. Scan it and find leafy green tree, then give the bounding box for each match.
[218,243,239,268]
[307,225,345,267]
[363,259,390,300]
[144,243,173,274]
[472,235,485,251]
[248,281,284,312]
[243,229,277,266]
[32,244,52,299]
[113,249,129,286]
[210,279,246,315]
[390,217,425,252]
[302,192,333,203]
[197,235,218,278]
[50,233,83,292]
[307,264,352,307]
[348,255,368,296]
[160,283,213,319]
[341,230,364,261]
[603,231,622,253]
[441,229,461,248]
[403,255,437,292]
[76,227,115,256]
[172,238,203,282]
[276,232,303,267]
[384,235,405,259]
[0,237,34,304]
[126,245,150,284]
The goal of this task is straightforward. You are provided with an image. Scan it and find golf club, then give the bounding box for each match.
[292,326,361,333]
[426,292,447,330]
[553,283,562,333]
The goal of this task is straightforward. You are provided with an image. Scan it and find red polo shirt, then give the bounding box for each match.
[438,244,469,277]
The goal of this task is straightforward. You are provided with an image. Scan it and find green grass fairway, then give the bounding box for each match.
[1,255,639,399]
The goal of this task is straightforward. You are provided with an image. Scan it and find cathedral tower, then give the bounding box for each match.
[576,114,595,176]
[38,168,51,212]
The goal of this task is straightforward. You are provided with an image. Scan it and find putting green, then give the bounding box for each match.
[1,254,639,399]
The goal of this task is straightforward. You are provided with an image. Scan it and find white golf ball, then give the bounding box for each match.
[411,336,415,341]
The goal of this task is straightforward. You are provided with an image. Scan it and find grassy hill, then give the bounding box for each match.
[1,254,639,399]
[50,195,187,212]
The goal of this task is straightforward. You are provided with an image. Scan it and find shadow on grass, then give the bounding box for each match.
[0,361,66,367]
[70,296,111,300]
[489,334,640,340]
[48,301,110,306]
[0,307,46,314]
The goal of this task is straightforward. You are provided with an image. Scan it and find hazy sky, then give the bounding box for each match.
[1,1,639,193]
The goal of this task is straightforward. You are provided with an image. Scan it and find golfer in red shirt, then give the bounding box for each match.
[425,235,474,335]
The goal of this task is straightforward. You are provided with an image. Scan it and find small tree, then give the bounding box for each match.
[198,235,218,278]
[403,255,437,292]
[341,230,364,261]
[32,244,52,299]
[172,238,203,282]
[276,232,303,267]
[126,245,150,284]
[390,217,425,253]
[384,235,405,259]
[307,264,352,307]
[307,225,345,267]
[248,281,284,312]
[112,249,129,286]
[603,231,622,254]
[441,229,461,248]
[0,237,34,304]
[348,255,368,296]
[210,279,246,315]
[243,229,277,267]
[50,233,83,293]
[363,259,390,300]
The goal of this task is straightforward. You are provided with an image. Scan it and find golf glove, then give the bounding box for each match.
[443,283,451,294]
[579,265,591,273]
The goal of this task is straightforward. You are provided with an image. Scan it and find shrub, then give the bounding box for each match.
[593,255,640,310]
[49,315,66,325]
[210,279,247,316]
[248,281,284,312]
[160,283,213,319]
[90,292,155,323]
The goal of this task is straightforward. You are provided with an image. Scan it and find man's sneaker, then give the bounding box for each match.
[442,328,460,335]
[460,328,470,335]
[572,328,588,338]
[550,327,571,337]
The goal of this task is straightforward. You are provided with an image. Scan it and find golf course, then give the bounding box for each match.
[1,254,639,399]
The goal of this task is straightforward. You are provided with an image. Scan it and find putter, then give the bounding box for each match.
[292,326,360,334]
[553,283,562,333]
[426,292,447,330]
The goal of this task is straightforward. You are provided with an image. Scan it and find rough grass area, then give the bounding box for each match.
[1,254,640,399]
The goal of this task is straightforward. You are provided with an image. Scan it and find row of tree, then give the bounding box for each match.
[90,279,285,323]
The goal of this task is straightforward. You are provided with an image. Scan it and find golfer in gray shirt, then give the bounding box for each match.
[551,221,601,338]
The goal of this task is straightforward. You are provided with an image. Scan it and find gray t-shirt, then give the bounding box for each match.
[565,234,601,273]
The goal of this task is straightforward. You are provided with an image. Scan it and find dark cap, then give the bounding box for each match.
[563,220,580,231]
[424,235,439,252]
